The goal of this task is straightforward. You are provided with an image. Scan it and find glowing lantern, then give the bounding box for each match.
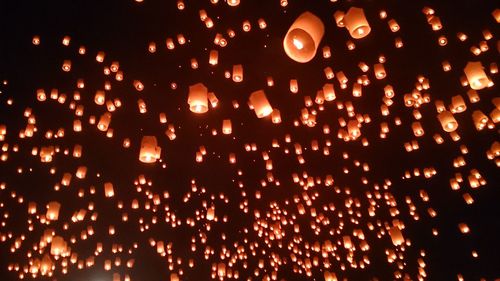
[249,90,273,118]
[46,201,61,221]
[104,182,115,197]
[188,83,209,113]
[272,109,282,124]
[283,11,325,63]
[139,136,161,163]
[209,50,218,65]
[374,63,386,79]
[232,64,243,82]
[389,227,404,246]
[222,119,232,134]
[322,83,336,101]
[437,111,458,132]
[207,205,215,221]
[97,113,112,131]
[343,7,371,39]
[464,61,491,90]
[450,95,466,113]
[227,0,239,6]
[95,91,105,105]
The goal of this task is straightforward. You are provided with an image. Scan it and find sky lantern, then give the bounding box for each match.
[139,136,161,163]
[249,90,273,118]
[46,201,61,221]
[437,111,458,132]
[464,62,491,90]
[343,7,371,39]
[283,11,324,63]
[188,83,209,113]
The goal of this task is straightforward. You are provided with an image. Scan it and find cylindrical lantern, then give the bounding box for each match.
[343,7,371,39]
[283,11,325,63]
[46,201,61,221]
[232,64,243,82]
[249,90,273,118]
[437,111,458,132]
[222,119,232,134]
[139,136,161,163]
[464,61,491,90]
[188,83,209,113]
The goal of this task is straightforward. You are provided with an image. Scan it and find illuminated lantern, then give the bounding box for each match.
[227,0,239,6]
[62,60,71,72]
[208,92,218,108]
[249,90,273,118]
[97,112,112,131]
[412,122,424,137]
[389,227,404,246]
[104,182,115,197]
[324,271,338,281]
[374,63,386,79]
[290,79,298,93]
[272,109,282,124]
[493,9,500,23]
[450,95,466,113]
[343,7,371,39]
[333,10,345,27]
[207,205,215,220]
[46,201,61,221]
[347,120,361,139]
[464,61,491,90]
[139,136,161,163]
[188,83,209,113]
[232,64,243,82]
[388,19,400,32]
[50,236,66,256]
[283,11,325,63]
[437,111,458,132]
[322,83,336,101]
[209,50,218,65]
[222,119,232,134]
[95,90,105,105]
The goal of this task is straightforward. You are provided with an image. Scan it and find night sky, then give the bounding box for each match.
[0,0,499,280]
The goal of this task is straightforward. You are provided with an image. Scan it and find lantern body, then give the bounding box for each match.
[464,62,490,90]
[437,111,458,132]
[46,201,61,221]
[343,7,371,39]
[249,90,273,118]
[188,83,209,113]
[283,11,324,63]
[139,136,161,163]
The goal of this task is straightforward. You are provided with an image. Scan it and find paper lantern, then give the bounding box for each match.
[283,11,324,63]
[232,64,243,82]
[46,201,61,221]
[188,83,209,113]
[343,7,371,39]
[249,90,273,118]
[464,61,491,90]
[104,182,115,197]
[389,227,404,246]
[97,113,112,131]
[209,50,218,65]
[322,83,336,101]
[222,119,232,134]
[139,136,161,163]
[437,111,458,132]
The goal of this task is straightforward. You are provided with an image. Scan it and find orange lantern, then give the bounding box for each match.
[283,11,325,63]
[188,83,209,113]
[343,7,371,39]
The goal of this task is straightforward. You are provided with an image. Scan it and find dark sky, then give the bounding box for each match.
[0,0,499,280]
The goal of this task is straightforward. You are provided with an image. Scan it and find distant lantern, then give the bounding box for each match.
[188,83,209,113]
[209,50,218,65]
[343,7,371,39]
[227,0,239,6]
[62,60,71,72]
[232,64,243,82]
[139,136,161,163]
[249,90,273,118]
[464,62,491,90]
[95,90,105,105]
[322,83,336,101]
[222,119,232,134]
[333,10,345,27]
[437,111,458,132]
[207,205,215,220]
[104,182,115,197]
[283,11,325,63]
[389,227,405,246]
[374,63,386,79]
[46,201,61,221]
[272,109,282,124]
[97,113,112,131]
